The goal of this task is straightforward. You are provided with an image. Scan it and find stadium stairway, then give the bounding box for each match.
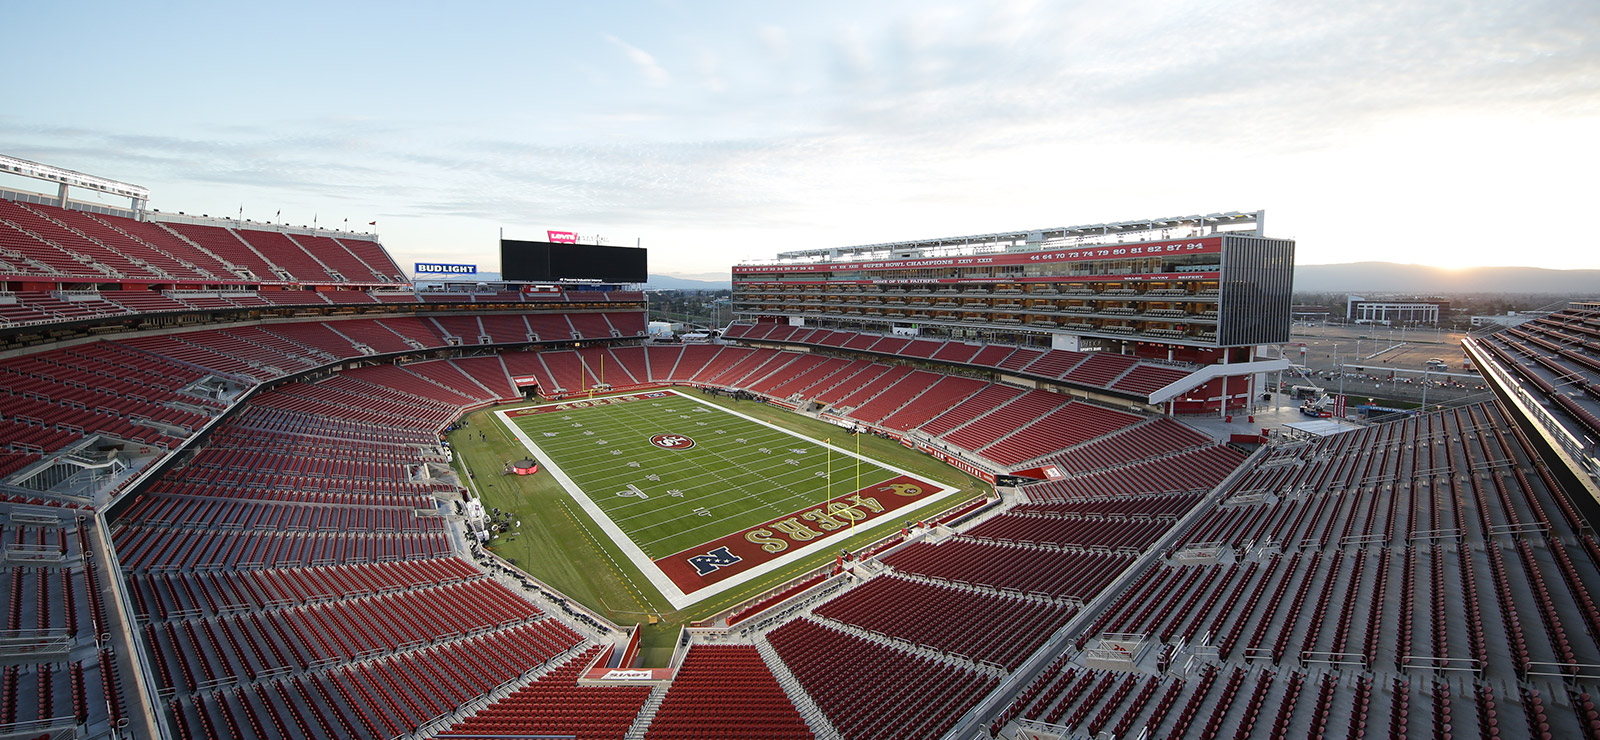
[754,636,843,740]
[622,685,668,740]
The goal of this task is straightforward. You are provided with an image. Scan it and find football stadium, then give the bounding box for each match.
[4,154,1600,740]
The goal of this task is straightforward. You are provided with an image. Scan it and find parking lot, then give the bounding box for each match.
[1279,324,1492,406]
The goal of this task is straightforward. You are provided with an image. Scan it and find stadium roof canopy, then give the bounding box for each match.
[755,209,1264,265]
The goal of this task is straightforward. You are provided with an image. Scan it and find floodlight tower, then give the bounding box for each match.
[0,154,150,217]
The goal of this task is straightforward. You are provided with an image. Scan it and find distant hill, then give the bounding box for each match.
[1295,262,1600,294]
[645,274,730,291]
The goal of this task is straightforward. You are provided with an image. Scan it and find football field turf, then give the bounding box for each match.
[495,389,960,608]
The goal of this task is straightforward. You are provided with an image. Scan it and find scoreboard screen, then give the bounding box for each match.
[500,240,648,283]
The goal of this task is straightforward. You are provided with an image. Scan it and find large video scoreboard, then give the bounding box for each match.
[500,239,648,283]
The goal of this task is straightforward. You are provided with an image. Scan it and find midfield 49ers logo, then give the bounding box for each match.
[649,433,695,450]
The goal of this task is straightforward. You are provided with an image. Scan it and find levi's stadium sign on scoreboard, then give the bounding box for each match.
[500,239,647,283]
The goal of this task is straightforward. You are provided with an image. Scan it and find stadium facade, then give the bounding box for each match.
[732,211,1294,414]
[2,158,1600,740]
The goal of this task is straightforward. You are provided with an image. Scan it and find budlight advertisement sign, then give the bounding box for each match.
[415,262,478,275]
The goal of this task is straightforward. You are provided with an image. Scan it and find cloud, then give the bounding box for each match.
[757,25,789,62]
[696,48,725,93]
[3,0,1596,272]
[605,34,671,87]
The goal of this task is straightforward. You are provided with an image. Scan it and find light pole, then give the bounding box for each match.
[1333,343,1344,402]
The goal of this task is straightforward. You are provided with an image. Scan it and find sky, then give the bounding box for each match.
[2,0,1597,278]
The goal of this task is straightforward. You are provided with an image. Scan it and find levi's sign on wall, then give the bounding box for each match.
[547,230,579,243]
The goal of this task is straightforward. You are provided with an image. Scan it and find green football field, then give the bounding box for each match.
[501,390,902,560]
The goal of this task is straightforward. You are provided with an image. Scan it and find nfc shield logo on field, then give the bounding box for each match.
[649,434,695,451]
[686,546,742,576]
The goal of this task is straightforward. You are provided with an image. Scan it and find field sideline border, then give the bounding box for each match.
[494,388,963,608]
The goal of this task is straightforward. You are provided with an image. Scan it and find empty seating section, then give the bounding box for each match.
[990,398,1600,739]
[260,322,363,358]
[605,311,647,337]
[432,315,485,343]
[843,369,942,423]
[165,621,582,740]
[139,577,546,691]
[967,344,1016,368]
[604,346,651,386]
[537,351,598,393]
[746,354,830,396]
[0,199,161,279]
[567,312,615,339]
[930,341,983,364]
[883,539,1134,601]
[1472,303,1600,444]
[399,360,498,404]
[1111,363,1190,395]
[452,357,519,400]
[48,206,207,281]
[500,351,560,394]
[977,402,1141,468]
[1025,445,1247,500]
[761,357,853,399]
[722,321,1201,397]
[329,318,420,354]
[0,197,417,292]
[1012,490,1204,518]
[767,618,998,740]
[336,236,404,281]
[233,229,334,282]
[918,384,1026,437]
[106,340,617,739]
[440,645,651,740]
[658,345,718,382]
[522,313,571,341]
[997,347,1044,372]
[479,314,531,343]
[290,233,386,282]
[376,317,449,348]
[945,391,1069,459]
[899,338,943,358]
[813,574,1075,670]
[1061,352,1137,386]
[832,366,915,411]
[877,375,987,431]
[0,305,639,457]
[163,222,283,282]
[0,514,129,732]
[964,512,1173,551]
[1034,417,1212,474]
[0,343,219,449]
[1021,349,1086,378]
[91,212,239,279]
[697,346,761,385]
[0,218,107,279]
[125,559,483,620]
[645,645,812,740]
